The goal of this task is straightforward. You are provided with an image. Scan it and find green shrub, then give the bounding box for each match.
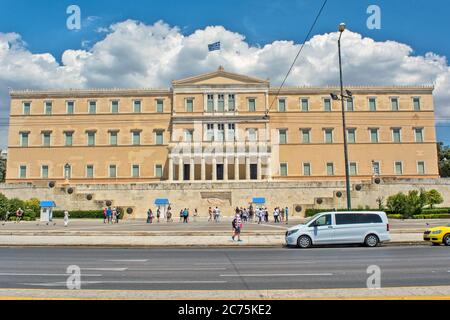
[387,214,403,219]
[425,189,444,209]
[52,208,124,220]
[412,214,450,219]
[422,208,450,214]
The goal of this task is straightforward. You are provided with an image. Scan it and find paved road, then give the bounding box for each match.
[0,246,449,291]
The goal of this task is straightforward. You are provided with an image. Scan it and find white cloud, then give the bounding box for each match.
[0,19,449,148]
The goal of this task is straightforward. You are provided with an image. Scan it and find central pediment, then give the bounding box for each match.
[172,66,269,87]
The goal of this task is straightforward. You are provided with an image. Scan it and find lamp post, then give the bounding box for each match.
[337,23,352,210]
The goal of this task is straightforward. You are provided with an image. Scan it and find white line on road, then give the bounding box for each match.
[21,280,228,287]
[0,273,102,277]
[82,268,128,272]
[104,259,148,262]
[127,268,227,271]
[220,273,333,277]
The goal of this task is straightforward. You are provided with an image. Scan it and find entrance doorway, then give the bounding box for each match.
[183,164,190,181]
[217,164,224,180]
[250,164,257,180]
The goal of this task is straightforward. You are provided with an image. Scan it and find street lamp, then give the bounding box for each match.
[330,22,352,210]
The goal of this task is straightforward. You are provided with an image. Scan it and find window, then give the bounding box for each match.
[301,98,309,112]
[132,131,141,145]
[228,94,236,111]
[413,97,421,111]
[88,101,96,114]
[184,129,193,142]
[217,123,225,141]
[395,161,403,175]
[109,165,117,178]
[156,99,164,113]
[23,102,31,115]
[312,214,332,226]
[324,129,333,144]
[64,132,73,146]
[134,100,142,113]
[207,94,214,112]
[347,129,356,143]
[370,128,379,143]
[326,163,334,176]
[86,165,94,178]
[278,99,286,112]
[391,97,399,111]
[87,131,96,146]
[369,97,377,111]
[132,165,140,178]
[42,132,51,147]
[155,131,164,145]
[303,163,311,176]
[280,163,288,176]
[417,161,425,175]
[414,128,424,142]
[349,162,357,176]
[155,164,163,178]
[336,214,382,225]
[64,164,72,179]
[20,132,29,147]
[45,101,52,115]
[279,129,287,144]
[111,100,119,113]
[372,161,380,175]
[19,165,27,178]
[346,98,354,111]
[228,123,235,141]
[109,131,118,146]
[392,128,401,143]
[301,129,311,144]
[206,124,214,141]
[217,94,225,112]
[323,98,331,111]
[41,165,49,179]
[247,128,257,141]
[186,99,194,112]
[66,101,74,114]
[248,98,256,112]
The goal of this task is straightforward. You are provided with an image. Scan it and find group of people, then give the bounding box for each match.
[1,208,24,225]
[103,207,120,224]
[208,207,222,222]
[231,205,289,224]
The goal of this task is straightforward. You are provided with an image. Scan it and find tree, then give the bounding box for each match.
[437,142,450,177]
[386,192,408,217]
[386,189,428,218]
[0,158,6,182]
[426,189,444,209]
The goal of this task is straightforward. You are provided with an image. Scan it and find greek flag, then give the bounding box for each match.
[208,41,221,52]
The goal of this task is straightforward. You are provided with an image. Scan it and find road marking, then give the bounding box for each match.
[127,268,227,271]
[20,280,228,287]
[220,273,333,277]
[82,268,127,272]
[104,259,148,262]
[0,273,102,277]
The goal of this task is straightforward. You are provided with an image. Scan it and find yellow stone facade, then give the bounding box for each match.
[6,67,439,185]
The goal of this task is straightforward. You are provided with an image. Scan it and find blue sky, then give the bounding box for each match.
[0,0,449,144]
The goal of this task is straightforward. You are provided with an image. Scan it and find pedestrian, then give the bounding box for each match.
[179,209,184,222]
[147,208,153,224]
[183,208,189,223]
[115,208,120,224]
[264,208,269,223]
[232,213,243,242]
[103,207,107,224]
[280,207,285,222]
[193,208,198,222]
[15,207,24,223]
[112,208,117,224]
[273,207,279,223]
[63,210,70,227]
[156,207,161,223]
[2,211,9,225]
[208,207,213,222]
[167,207,172,223]
[215,207,221,223]
[256,207,262,224]
[285,206,289,224]
[106,207,113,224]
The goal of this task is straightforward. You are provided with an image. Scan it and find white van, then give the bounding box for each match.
[285,211,390,248]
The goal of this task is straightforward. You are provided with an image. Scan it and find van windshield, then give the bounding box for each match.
[304,213,323,225]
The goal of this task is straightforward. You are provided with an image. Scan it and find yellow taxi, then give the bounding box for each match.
[423,224,450,246]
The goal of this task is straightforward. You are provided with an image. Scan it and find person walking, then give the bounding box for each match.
[280,207,285,223]
[156,207,161,223]
[103,207,107,224]
[193,208,198,222]
[147,208,153,224]
[232,213,243,242]
[256,207,262,224]
[183,208,189,223]
[112,208,117,224]
[273,207,279,223]
[208,207,213,222]
[63,210,70,227]
[264,207,269,223]
[285,206,289,224]
[15,207,24,223]
[2,211,10,225]
[179,209,184,222]
[166,206,172,223]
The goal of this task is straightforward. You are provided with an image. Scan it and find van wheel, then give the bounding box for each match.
[297,235,312,248]
[364,234,379,247]
[443,234,450,246]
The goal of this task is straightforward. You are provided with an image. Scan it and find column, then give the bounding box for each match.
[257,157,262,180]
[234,156,239,180]
[168,156,174,181]
[190,158,195,181]
[212,157,217,181]
[201,157,206,181]
[245,156,251,180]
[267,157,272,181]
[223,157,228,181]
[178,157,183,182]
